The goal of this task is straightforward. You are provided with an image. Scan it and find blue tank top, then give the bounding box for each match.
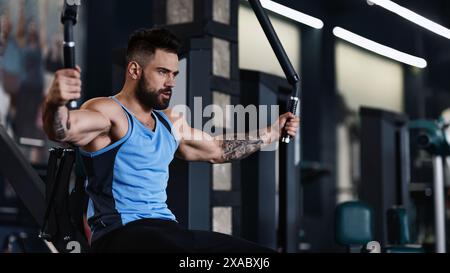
[80,96,179,243]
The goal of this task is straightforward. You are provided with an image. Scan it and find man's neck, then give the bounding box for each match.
[116,86,153,117]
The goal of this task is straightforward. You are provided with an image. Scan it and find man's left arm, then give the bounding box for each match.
[171,111,299,164]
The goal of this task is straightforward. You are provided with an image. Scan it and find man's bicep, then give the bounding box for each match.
[71,109,111,134]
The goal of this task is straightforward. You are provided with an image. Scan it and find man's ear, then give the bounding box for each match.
[128,61,141,80]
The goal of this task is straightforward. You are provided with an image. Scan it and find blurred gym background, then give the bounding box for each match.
[0,0,449,253]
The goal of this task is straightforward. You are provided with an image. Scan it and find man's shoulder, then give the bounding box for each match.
[81,97,120,111]
[161,108,186,125]
[80,97,123,119]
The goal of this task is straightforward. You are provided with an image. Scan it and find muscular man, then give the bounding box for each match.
[42,28,299,253]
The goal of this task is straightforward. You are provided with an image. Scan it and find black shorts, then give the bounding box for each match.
[91,218,276,253]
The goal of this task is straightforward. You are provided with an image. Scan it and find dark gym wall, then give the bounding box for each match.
[84,0,154,101]
[84,0,113,101]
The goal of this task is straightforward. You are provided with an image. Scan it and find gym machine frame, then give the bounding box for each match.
[248,0,301,143]
[409,120,450,253]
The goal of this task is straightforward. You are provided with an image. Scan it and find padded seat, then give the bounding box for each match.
[335,201,374,252]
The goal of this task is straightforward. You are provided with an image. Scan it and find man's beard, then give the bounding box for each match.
[136,75,172,110]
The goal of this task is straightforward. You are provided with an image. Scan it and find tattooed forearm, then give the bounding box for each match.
[42,98,74,143]
[221,136,264,162]
[53,108,69,141]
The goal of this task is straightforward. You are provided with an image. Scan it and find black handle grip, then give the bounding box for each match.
[64,44,78,110]
[281,97,299,144]
[281,82,301,144]
[63,43,75,69]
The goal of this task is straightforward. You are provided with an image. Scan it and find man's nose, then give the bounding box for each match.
[165,76,176,87]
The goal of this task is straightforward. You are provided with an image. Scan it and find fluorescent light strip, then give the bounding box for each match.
[369,0,450,39]
[333,27,427,68]
[258,0,324,29]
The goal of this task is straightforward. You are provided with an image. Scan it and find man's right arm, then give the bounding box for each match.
[43,68,112,147]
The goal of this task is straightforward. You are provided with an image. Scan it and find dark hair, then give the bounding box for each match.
[126,27,181,66]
